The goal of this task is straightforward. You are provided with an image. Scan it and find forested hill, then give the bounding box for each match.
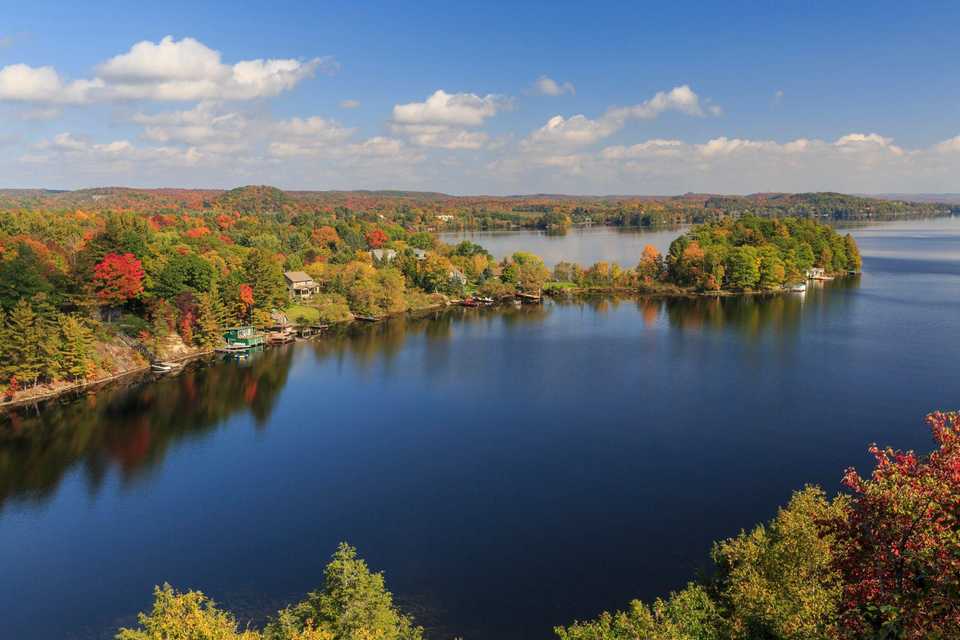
[0,187,952,230]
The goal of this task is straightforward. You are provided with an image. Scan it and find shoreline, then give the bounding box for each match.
[0,278,851,415]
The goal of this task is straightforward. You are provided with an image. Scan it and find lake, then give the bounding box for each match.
[439,225,687,268]
[2,217,959,639]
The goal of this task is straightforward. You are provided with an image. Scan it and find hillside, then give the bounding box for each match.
[0,187,952,230]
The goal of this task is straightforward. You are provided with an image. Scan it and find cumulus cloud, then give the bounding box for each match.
[0,36,333,104]
[267,115,357,156]
[390,89,509,149]
[26,132,202,169]
[0,64,101,103]
[393,89,508,126]
[523,85,718,149]
[529,75,575,96]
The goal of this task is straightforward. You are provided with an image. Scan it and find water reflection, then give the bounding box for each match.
[0,345,295,511]
[0,287,860,514]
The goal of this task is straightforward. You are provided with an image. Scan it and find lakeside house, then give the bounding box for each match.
[806,267,826,279]
[222,326,266,349]
[371,248,398,263]
[284,271,320,300]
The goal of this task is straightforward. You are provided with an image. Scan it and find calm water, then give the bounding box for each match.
[2,217,959,640]
[439,226,687,267]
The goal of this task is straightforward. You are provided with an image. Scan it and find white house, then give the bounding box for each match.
[284,271,320,300]
[370,248,398,263]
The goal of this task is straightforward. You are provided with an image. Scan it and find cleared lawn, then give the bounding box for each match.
[284,304,320,323]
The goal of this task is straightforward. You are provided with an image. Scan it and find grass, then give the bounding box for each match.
[284,304,320,323]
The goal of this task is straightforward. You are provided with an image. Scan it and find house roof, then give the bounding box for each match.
[284,271,313,283]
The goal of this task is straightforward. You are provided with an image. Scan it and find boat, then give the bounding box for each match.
[353,314,381,322]
[516,291,542,303]
[789,282,807,293]
[476,296,494,305]
[151,361,184,373]
[461,298,480,307]
[219,326,266,351]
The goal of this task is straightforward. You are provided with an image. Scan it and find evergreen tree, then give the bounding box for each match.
[0,243,55,311]
[58,315,94,380]
[5,299,43,385]
[194,293,223,349]
[242,249,286,310]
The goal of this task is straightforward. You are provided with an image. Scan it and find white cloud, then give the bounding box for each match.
[934,135,960,153]
[267,115,357,156]
[392,89,508,126]
[524,114,621,147]
[27,132,203,169]
[0,36,333,104]
[0,64,101,103]
[529,75,575,96]
[339,99,360,109]
[388,123,489,149]
[390,89,509,149]
[130,102,258,155]
[523,85,718,149]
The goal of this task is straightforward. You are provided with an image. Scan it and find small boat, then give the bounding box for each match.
[789,283,807,293]
[151,361,183,373]
[354,314,381,322]
[476,296,494,305]
[461,298,480,307]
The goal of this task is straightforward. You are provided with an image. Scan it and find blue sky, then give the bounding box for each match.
[1,0,958,194]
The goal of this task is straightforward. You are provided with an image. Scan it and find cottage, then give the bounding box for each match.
[284,271,320,299]
[370,248,398,263]
[805,267,826,279]
[222,326,266,349]
[413,249,427,260]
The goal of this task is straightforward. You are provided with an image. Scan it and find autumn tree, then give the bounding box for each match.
[826,411,960,639]
[726,246,760,290]
[116,584,260,640]
[637,245,664,282]
[510,251,549,294]
[365,228,389,249]
[93,252,145,306]
[713,486,848,640]
[555,583,723,640]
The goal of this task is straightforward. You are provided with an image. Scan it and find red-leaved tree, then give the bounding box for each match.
[366,229,388,249]
[828,411,960,639]
[93,252,144,305]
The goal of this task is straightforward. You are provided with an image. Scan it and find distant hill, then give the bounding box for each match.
[866,193,960,205]
[0,186,953,226]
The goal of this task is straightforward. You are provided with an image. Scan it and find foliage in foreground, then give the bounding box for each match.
[555,412,960,640]
[113,408,960,640]
[117,543,421,640]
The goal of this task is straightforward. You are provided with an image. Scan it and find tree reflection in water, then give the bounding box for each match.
[0,281,857,512]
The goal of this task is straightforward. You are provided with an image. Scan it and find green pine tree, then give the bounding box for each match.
[58,315,94,381]
[38,316,63,383]
[6,299,43,385]
[194,293,223,349]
